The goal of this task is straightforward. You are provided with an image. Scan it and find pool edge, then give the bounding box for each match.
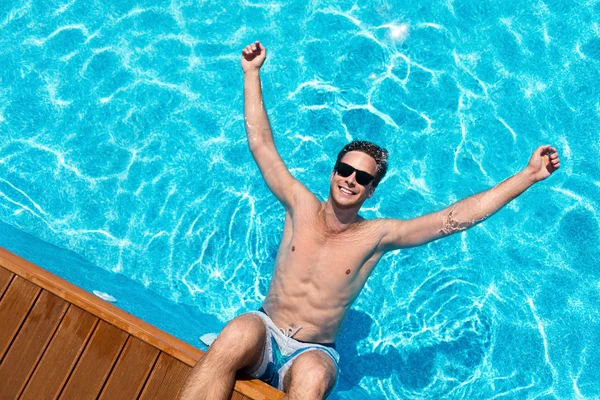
[0,245,284,400]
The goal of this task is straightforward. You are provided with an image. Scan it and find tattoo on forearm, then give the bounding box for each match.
[439,195,491,235]
[440,208,470,235]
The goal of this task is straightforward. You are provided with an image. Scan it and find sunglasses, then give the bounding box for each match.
[335,162,375,186]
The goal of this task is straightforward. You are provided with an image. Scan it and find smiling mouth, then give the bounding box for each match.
[338,186,356,195]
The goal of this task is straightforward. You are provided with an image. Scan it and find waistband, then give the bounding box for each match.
[258,306,336,349]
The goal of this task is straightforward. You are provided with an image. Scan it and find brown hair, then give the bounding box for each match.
[335,141,389,187]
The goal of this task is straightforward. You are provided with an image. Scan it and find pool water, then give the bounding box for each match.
[1,0,599,398]
[0,220,224,347]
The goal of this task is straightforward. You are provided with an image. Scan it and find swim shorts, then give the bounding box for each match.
[242,307,340,397]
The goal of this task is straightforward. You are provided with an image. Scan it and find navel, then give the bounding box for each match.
[346,269,351,275]
[291,245,295,252]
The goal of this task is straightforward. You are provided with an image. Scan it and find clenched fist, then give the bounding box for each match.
[241,41,266,74]
[525,144,561,182]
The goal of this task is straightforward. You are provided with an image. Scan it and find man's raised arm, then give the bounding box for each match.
[381,145,561,250]
[242,41,309,211]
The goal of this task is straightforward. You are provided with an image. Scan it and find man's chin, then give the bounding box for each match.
[331,194,362,210]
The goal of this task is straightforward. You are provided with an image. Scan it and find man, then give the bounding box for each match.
[179,41,561,400]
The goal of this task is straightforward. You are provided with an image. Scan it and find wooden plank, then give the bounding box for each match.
[0,275,41,361]
[0,265,13,299]
[0,246,285,400]
[0,289,68,399]
[233,378,284,400]
[230,391,253,400]
[98,336,160,399]
[59,320,129,400]
[0,246,202,365]
[20,305,99,400]
[138,352,191,400]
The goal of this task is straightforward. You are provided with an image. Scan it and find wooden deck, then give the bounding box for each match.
[0,246,284,400]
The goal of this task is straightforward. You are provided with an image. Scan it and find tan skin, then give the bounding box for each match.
[178,41,561,400]
[263,150,384,343]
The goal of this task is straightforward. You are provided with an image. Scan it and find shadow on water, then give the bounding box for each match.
[333,309,489,399]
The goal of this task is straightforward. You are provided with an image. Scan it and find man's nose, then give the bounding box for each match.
[345,173,357,186]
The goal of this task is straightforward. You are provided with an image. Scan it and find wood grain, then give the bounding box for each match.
[0,289,68,399]
[230,391,253,400]
[0,246,202,365]
[0,266,13,299]
[20,305,99,400]
[98,336,160,399]
[0,246,285,400]
[0,274,41,361]
[59,320,129,400]
[138,352,191,400]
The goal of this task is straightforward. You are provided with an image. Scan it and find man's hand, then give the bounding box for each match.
[241,41,266,74]
[525,144,561,182]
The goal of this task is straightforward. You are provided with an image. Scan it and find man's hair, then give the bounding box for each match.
[335,140,389,187]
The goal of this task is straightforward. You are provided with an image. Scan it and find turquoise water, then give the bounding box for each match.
[1,0,599,398]
[0,220,223,346]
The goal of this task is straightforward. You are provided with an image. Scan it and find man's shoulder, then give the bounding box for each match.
[354,216,392,232]
[355,215,388,224]
[356,217,410,237]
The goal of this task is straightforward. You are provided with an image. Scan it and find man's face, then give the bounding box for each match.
[330,151,378,210]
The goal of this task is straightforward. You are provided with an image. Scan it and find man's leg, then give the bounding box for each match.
[282,351,338,400]
[178,314,267,400]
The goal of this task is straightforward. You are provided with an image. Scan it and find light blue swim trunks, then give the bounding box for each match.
[242,307,340,397]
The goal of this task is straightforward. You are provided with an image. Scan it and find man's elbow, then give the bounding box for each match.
[248,136,275,155]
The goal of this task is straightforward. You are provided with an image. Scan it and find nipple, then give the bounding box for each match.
[346,269,351,275]
[292,246,295,252]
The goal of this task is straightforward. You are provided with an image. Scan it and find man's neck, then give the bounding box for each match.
[321,199,362,232]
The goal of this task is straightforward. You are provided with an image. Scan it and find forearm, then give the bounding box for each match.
[385,146,559,249]
[244,70,273,149]
[440,169,537,234]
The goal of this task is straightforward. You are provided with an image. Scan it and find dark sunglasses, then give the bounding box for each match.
[335,162,375,186]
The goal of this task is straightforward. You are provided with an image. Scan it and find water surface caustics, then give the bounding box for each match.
[1,0,599,398]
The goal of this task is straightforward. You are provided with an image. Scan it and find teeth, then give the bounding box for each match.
[340,187,353,195]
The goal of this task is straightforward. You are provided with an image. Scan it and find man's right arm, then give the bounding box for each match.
[242,41,313,212]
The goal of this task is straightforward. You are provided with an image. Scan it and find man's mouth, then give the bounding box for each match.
[339,186,356,195]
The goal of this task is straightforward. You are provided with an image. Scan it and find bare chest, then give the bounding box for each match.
[277,219,383,286]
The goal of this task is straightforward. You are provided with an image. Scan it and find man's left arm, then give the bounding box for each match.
[380,144,561,250]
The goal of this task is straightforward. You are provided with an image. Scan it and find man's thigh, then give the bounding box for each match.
[209,313,267,371]
[282,350,338,396]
